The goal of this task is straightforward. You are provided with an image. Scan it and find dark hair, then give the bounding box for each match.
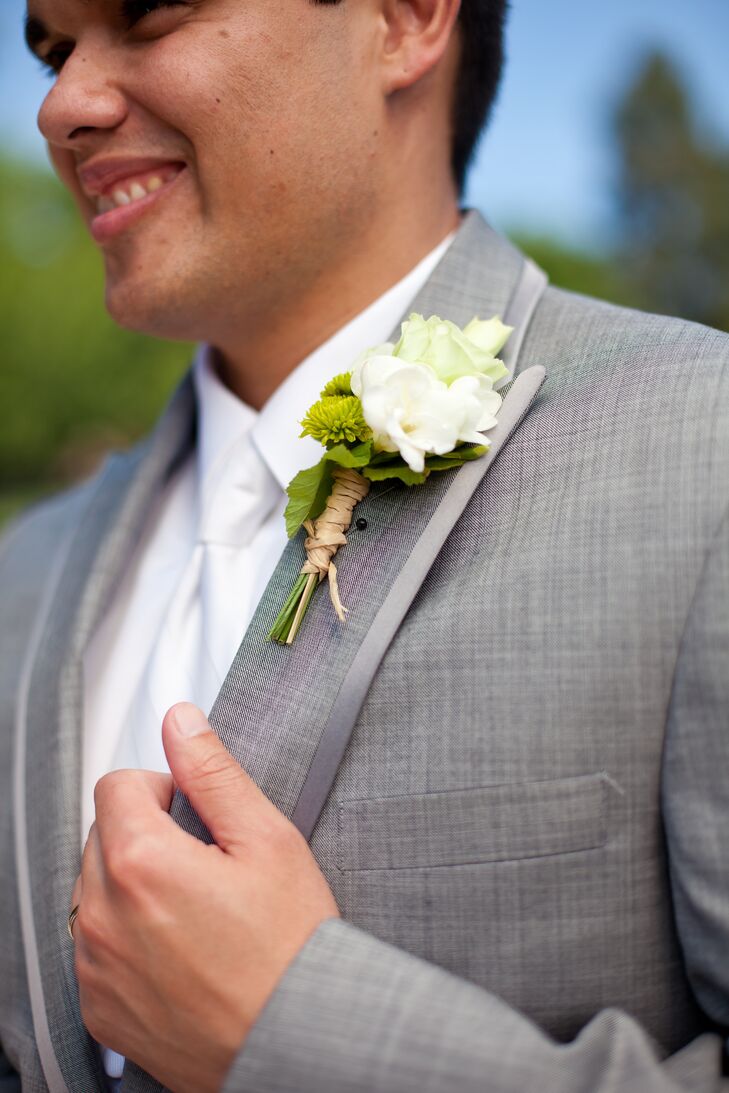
[312,1,509,193]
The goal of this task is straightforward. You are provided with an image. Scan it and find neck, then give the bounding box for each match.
[212,196,461,410]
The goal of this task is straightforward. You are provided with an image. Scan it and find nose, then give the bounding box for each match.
[37,49,128,150]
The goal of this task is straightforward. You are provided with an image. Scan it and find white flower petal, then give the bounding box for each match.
[350,345,395,396]
[463,316,513,356]
[355,338,503,469]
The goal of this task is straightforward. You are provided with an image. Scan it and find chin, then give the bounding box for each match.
[104,276,198,342]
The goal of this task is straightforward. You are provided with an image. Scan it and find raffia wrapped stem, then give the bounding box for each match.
[301,466,370,621]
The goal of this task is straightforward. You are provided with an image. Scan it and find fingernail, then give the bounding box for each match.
[172,703,210,738]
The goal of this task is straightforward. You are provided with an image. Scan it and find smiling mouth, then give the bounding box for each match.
[89,163,187,244]
[94,163,184,213]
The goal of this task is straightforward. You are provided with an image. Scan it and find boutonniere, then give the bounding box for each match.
[268,312,513,644]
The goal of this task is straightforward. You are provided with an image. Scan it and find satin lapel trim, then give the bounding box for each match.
[166,214,546,844]
[292,365,546,836]
[16,376,195,1093]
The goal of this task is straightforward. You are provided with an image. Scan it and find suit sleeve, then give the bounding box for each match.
[220,505,729,1093]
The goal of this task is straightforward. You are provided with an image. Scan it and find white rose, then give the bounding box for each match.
[393,313,511,386]
[351,352,503,473]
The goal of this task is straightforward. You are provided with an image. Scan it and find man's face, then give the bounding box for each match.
[28,0,382,341]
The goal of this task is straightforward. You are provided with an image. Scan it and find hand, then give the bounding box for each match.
[70,702,340,1093]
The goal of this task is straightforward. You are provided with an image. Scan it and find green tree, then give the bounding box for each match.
[614,51,729,331]
[510,234,633,310]
[0,156,191,517]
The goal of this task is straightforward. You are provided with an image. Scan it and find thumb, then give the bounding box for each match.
[162,702,276,852]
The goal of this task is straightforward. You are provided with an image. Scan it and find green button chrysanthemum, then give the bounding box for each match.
[300,395,372,447]
[320,372,353,398]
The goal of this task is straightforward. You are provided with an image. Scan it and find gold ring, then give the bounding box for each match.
[67,904,80,940]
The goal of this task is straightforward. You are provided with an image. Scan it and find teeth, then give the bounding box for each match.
[96,167,182,214]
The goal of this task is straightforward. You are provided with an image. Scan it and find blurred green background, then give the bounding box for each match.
[0,155,191,524]
[2,28,729,524]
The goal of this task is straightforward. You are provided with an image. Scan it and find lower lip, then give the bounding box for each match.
[89,167,187,244]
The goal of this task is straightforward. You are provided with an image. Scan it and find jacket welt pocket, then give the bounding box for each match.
[338,772,614,871]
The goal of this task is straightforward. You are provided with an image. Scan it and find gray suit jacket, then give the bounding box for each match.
[1,211,728,1092]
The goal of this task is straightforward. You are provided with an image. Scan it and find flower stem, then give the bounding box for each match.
[267,574,309,643]
[268,467,369,645]
[267,572,320,644]
[285,572,318,645]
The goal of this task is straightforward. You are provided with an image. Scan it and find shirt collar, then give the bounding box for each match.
[192,345,258,494]
[193,229,456,495]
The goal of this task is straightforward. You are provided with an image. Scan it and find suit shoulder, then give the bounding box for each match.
[530,286,729,445]
[0,472,99,590]
[524,286,729,527]
[536,284,729,373]
[0,474,103,708]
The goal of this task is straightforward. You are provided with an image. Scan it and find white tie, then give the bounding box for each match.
[112,432,280,775]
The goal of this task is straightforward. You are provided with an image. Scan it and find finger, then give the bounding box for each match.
[70,873,83,913]
[162,703,280,853]
[68,866,83,942]
[69,822,105,941]
[93,769,175,847]
[80,821,104,893]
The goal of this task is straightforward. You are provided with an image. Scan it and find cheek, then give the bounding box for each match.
[134,27,266,141]
[142,22,359,164]
[121,20,374,240]
[48,145,88,211]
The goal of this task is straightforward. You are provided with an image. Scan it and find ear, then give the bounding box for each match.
[379,0,461,95]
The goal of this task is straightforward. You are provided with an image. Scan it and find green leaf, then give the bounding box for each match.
[362,443,490,487]
[284,459,333,538]
[424,445,488,471]
[283,440,374,538]
[421,457,466,472]
[283,440,487,537]
[363,463,428,486]
[428,444,489,463]
[368,449,401,466]
[323,440,373,468]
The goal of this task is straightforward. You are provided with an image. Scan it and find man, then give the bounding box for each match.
[1,0,728,1090]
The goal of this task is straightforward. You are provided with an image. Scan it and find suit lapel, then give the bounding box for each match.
[165,212,544,844]
[16,377,196,1093]
[291,364,546,839]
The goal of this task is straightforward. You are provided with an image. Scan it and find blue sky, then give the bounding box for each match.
[2,0,727,248]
